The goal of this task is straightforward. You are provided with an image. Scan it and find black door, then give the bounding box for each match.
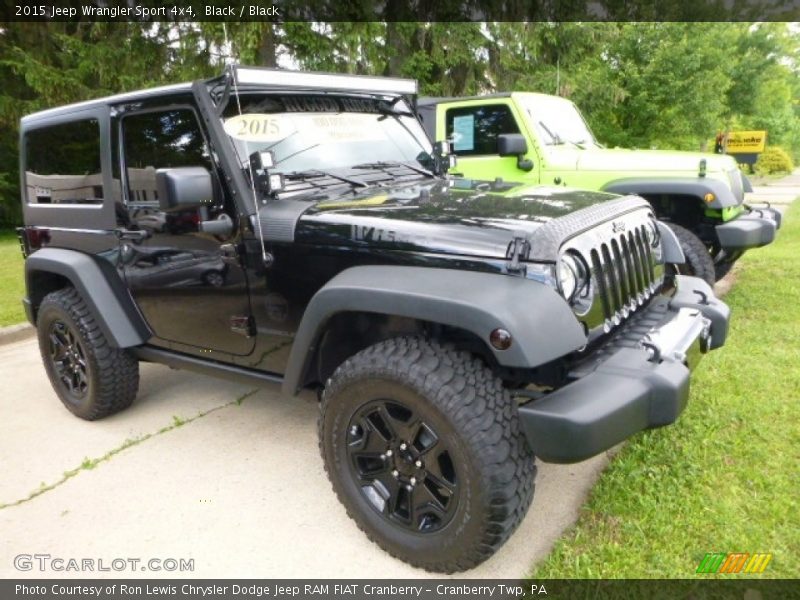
[117,105,254,356]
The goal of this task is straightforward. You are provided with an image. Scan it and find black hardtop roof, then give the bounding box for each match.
[22,66,418,126]
[418,92,514,106]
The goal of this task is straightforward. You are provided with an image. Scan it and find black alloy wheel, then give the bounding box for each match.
[48,319,90,399]
[346,398,458,533]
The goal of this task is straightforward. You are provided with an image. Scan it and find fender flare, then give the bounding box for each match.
[602,177,738,210]
[656,222,687,264]
[25,248,150,348]
[281,265,586,395]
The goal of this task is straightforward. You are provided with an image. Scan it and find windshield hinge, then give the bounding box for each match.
[506,231,531,274]
[214,68,234,116]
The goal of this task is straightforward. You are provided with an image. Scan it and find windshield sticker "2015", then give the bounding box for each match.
[223,114,293,142]
[224,113,386,144]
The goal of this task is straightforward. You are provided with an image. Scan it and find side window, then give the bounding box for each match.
[445,104,521,156]
[25,119,103,204]
[121,108,212,207]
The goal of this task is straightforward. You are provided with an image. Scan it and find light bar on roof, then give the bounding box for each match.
[233,67,418,96]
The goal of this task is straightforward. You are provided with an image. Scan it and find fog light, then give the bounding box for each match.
[704,192,715,203]
[490,328,513,350]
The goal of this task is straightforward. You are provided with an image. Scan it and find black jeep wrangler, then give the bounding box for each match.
[18,67,730,573]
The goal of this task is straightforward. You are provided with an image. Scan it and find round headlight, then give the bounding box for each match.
[645,220,660,247]
[645,220,663,262]
[558,253,586,301]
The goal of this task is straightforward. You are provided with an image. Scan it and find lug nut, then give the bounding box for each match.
[392,470,399,478]
[406,485,413,491]
[400,443,407,450]
[409,477,417,486]
[350,426,358,435]
[385,449,392,457]
[415,460,422,468]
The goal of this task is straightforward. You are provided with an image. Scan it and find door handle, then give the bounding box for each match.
[115,229,150,242]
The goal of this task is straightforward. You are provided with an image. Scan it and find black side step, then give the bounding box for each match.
[133,346,284,389]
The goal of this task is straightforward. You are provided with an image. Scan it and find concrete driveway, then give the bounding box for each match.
[0,336,609,579]
[749,169,800,206]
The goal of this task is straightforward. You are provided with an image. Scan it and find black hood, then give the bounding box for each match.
[266,179,648,261]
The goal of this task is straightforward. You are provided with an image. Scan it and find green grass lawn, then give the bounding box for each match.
[0,230,25,327]
[532,200,800,579]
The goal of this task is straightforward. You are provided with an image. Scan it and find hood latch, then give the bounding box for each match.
[506,231,531,274]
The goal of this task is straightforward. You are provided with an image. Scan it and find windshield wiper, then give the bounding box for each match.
[538,120,564,145]
[351,160,435,178]
[284,169,369,189]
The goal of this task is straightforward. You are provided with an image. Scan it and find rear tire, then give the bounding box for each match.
[666,223,716,286]
[319,337,536,573]
[37,287,139,420]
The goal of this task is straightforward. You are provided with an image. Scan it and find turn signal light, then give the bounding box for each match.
[704,193,715,203]
[490,328,513,350]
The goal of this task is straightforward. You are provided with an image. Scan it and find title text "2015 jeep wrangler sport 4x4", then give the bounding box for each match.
[18,67,730,573]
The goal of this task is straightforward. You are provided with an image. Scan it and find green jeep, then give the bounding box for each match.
[418,92,781,285]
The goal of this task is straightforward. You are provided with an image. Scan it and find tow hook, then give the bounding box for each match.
[692,289,710,305]
[641,338,662,362]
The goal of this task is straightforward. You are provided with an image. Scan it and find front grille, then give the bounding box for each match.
[589,223,658,323]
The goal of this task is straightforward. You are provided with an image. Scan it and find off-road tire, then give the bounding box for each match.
[319,337,536,573]
[37,287,139,420]
[667,223,716,286]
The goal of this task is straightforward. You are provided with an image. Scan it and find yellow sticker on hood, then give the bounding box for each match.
[318,194,390,209]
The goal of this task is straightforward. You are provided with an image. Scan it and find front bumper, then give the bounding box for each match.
[518,275,730,464]
[715,206,781,251]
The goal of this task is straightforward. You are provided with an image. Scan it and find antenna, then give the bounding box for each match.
[222,24,270,266]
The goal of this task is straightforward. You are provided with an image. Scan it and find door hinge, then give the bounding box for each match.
[230,315,255,338]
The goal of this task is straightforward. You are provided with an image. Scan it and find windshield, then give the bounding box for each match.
[221,93,433,174]
[519,95,598,148]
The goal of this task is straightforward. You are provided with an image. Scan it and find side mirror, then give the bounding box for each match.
[497,133,528,156]
[156,167,213,212]
[497,133,534,172]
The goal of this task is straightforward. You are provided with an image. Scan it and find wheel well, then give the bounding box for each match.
[304,312,498,390]
[639,193,705,230]
[639,193,722,249]
[26,270,72,322]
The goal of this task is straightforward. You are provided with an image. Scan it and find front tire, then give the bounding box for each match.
[37,287,139,420]
[319,337,536,573]
[666,223,716,286]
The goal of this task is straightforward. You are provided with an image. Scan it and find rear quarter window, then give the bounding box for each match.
[24,119,103,205]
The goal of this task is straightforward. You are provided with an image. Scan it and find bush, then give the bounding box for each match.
[754,146,795,175]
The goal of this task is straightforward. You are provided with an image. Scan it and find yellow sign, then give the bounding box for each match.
[726,130,767,153]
